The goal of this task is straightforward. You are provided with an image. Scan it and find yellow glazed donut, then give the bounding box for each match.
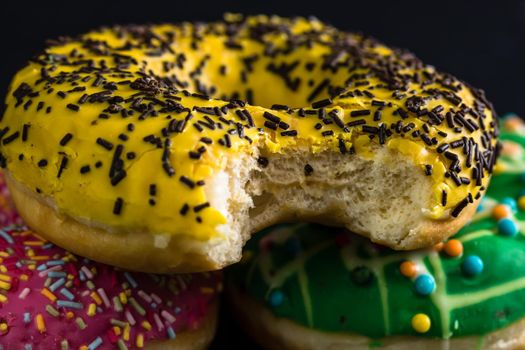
[0,14,499,273]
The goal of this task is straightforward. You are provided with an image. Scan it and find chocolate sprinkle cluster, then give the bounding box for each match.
[0,14,499,223]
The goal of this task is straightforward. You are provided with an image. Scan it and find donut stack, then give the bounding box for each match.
[0,13,508,349]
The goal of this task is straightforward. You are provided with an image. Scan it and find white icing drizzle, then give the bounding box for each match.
[298,267,314,327]
[458,230,492,244]
[428,252,452,338]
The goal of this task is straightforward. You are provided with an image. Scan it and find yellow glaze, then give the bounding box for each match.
[0,14,498,241]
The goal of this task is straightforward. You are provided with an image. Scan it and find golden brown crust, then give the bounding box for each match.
[228,286,525,350]
[6,172,219,273]
[146,302,218,350]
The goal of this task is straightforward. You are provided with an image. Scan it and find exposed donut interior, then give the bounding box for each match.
[205,145,431,268]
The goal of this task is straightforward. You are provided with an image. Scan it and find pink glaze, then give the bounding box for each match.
[0,171,221,349]
[0,229,221,349]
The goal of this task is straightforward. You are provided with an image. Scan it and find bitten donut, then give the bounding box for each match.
[0,225,221,349]
[0,14,498,273]
[227,117,525,350]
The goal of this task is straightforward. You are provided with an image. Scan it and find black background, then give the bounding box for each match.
[0,0,524,347]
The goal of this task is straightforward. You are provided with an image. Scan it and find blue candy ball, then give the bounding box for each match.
[268,289,285,307]
[501,197,518,213]
[498,218,519,237]
[414,274,435,296]
[462,255,484,276]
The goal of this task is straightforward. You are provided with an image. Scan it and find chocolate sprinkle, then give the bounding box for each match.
[113,197,123,215]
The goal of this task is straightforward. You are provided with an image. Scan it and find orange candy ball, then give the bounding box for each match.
[444,239,463,257]
[400,261,418,278]
[504,117,524,131]
[501,141,521,156]
[492,204,512,220]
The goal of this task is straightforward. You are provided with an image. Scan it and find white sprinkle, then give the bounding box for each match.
[125,310,136,326]
[161,310,176,324]
[151,293,162,304]
[153,313,164,331]
[80,266,93,279]
[97,288,111,308]
[18,287,30,299]
[38,265,61,278]
[138,290,152,303]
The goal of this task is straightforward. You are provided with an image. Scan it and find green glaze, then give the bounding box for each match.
[228,121,525,339]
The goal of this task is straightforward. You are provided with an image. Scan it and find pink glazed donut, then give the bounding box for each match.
[0,172,221,350]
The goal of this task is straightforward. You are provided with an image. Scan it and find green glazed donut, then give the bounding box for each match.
[228,116,525,349]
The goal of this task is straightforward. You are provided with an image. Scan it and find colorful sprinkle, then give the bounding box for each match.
[492,204,512,220]
[400,261,418,278]
[141,320,152,331]
[414,274,436,296]
[87,303,97,317]
[117,339,128,350]
[40,288,57,302]
[443,239,463,257]
[76,317,87,330]
[57,300,84,309]
[18,287,30,299]
[498,218,519,237]
[88,336,103,350]
[60,288,75,300]
[462,255,484,276]
[129,297,146,316]
[167,326,176,339]
[501,197,518,212]
[518,196,525,210]
[124,272,138,289]
[0,322,8,334]
[161,310,176,324]
[411,313,431,333]
[268,289,285,307]
[136,334,144,348]
[35,314,46,333]
[504,117,524,131]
